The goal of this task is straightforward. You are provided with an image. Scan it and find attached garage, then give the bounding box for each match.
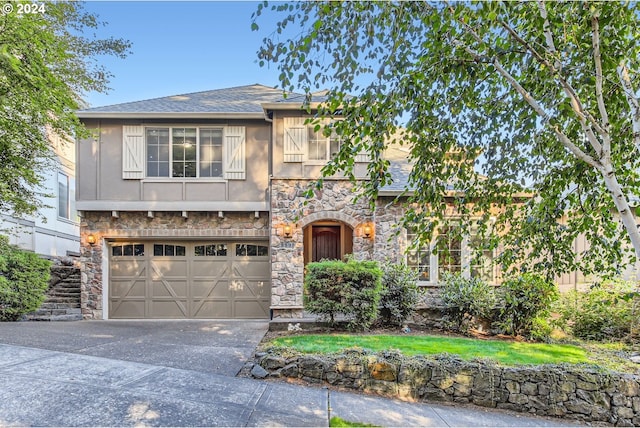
[108,241,270,319]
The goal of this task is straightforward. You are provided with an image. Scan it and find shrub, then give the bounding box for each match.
[304,259,383,331]
[494,273,558,338]
[378,262,420,327]
[0,235,51,321]
[555,279,640,342]
[440,272,497,333]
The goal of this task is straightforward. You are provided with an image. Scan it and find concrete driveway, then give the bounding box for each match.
[0,320,268,376]
[0,321,578,427]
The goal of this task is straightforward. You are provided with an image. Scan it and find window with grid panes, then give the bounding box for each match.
[146,127,223,178]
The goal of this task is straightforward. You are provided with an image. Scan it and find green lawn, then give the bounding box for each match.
[268,333,590,366]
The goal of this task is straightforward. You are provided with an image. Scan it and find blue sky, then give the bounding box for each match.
[82,1,284,108]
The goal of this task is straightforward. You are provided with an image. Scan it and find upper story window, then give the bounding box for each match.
[58,172,70,219]
[307,127,342,162]
[146,127,222,178]
[284,117,365,164]
[122,125,245,180]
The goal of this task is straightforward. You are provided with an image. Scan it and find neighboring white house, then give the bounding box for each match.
[0,132,80,258]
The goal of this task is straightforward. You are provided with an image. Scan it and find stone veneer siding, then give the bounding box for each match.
[80,211,269,319]
[256,349,640,425]
[270,179,377,318]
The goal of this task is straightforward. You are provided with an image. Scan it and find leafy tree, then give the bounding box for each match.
[0,235,51,321]
[254,1,640,279]
[0,1,130,217]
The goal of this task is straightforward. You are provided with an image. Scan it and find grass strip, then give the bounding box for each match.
[268,334,589,366]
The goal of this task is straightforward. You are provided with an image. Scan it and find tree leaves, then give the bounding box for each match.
[0,2,130,218]
[257,1,640,279]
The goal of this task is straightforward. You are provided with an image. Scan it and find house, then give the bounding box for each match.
[0,132,80,259]
[75,84,637,320]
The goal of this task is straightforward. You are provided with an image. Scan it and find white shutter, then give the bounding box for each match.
[283,117,306,162]
[355,150,370,163]
[122,126,144,179]
[355,136,371,163]
[224,126,246,180]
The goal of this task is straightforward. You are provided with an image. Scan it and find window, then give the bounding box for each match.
[469,234,495,283]
[407,230,431,281]
[194,244,227,256]
[307,127,341,162]
[146,128,169,177]
[112,244,145,257]
[236,244,269,257]
[58,172,70,219]
[199,129,223,177]
[407,225,495,284]
[283,117,345,163]
[153,244,186,257]
[437,227,462,276]
[146,127,223,178]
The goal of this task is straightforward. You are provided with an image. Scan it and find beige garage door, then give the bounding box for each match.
[109,241,270,319]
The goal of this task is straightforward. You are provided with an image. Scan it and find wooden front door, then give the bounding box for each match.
[312,226,341,262]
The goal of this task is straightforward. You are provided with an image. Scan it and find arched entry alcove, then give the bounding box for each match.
[303,220,354,265]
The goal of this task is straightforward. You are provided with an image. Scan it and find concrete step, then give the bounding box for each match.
[39,302,80,310]
[48,291,80,298]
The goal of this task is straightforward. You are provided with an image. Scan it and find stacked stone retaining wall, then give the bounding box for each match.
[255,349,640,426]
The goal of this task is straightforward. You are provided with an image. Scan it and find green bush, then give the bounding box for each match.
[304,259,382,331]
[555,279,640,342]
[440,272,497,333]
[494,273,558,338]
[0,235,51,321]
[378,262,420,327]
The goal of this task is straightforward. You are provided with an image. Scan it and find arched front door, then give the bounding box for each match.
[304,221,353,264]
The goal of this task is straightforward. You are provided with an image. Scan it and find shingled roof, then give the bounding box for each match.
[77,84,307,118]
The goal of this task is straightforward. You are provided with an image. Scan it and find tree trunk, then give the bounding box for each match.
[600,166,640,265]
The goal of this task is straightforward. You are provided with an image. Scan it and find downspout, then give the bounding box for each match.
[264,108,274,320]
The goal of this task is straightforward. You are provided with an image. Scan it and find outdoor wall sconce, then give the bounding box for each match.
[283,224,293,239]
[86,234,97,246]
[363,225,372,239]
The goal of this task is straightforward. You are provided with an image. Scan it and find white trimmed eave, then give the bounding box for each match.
[76,200,270,212]
[261,102,323,110]
[76,112,266,120]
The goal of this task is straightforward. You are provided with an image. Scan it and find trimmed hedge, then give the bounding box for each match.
[0,235,51,321]
[304,259,382,331]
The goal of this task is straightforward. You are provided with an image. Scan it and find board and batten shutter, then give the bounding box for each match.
[283,117,306,162]
[224,126,246,180]
[122,126,145,179]
[355,147,370,163]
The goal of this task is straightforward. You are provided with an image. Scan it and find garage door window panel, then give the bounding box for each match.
[236,244,269,257]
[194,244,227,257]
[112,244,145,257]
[154,244,186,257]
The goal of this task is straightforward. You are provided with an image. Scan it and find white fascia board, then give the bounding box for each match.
[261,102,322,110]
[378,189,414,197]
[76,112,265,120]
[76,200,270,212]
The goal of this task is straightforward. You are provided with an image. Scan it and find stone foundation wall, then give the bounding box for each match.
[80,211,268,319]
[255,349,640,425]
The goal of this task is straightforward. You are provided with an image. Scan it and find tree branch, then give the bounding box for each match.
[617,61,640,154]
[499,18,604,157]
[450,37,599,169]
[591,11,611,158]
